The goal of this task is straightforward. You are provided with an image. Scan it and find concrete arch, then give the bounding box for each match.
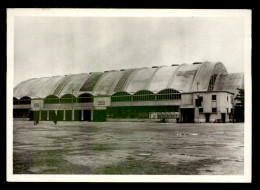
[166,63,188,89]
[124,67,157,93]
[144,66,167,91]
[92,70,122,96]
[191,62,227,92]
[122,67,148,93]
[167,63,200,92]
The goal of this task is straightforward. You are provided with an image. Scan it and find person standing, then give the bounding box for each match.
[53,112,58,125]
[176,115,179,123]
[33,111,39,125]
[33,111,37,125]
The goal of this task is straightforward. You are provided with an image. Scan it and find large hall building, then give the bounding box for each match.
[13,61,244,123]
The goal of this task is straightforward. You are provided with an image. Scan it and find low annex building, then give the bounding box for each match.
[13,62,244,123]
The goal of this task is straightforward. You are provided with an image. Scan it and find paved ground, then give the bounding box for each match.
[13,121,244,175]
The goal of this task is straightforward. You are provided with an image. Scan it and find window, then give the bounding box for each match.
[212,95,217,101]
[227,96,229,102]
[199,108,203,113]
[208,74,218,91]
[111,91,132,102]
[44,95,59,104]
[76,93,93,103]
[157,89,181,100]
[212,108,217,113]
[13,97,19,105]
[195,99,201,107]
[133,90,155,101]
[19,96,31,104]
[60,94,76,104]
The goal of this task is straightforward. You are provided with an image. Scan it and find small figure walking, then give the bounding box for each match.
[53,112,58,125]
[176,115,179,123]
[33,111,39,125]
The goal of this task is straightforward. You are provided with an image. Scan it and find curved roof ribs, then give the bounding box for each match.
[166,64,187,89]
[191,62,228,92]
[58,73,91,97]
[113,69,136,92]
[122,67,148,92]
[144,66,166,90]
[51,75,77,96]
[31,77,51,98]
[92,71,121,95]
[107,71,125,95]
[191,62,207,91]
[79,72,103,92]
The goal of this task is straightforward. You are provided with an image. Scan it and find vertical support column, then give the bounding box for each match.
[81,109,84,121]
[39,110,41,120]
[91,109,94,121]
[195,107,200,123]
[47,110,49,120]
[63,110,66,121]
[72,109,74,121]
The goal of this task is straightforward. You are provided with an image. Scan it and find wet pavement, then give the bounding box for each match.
[13,121,244,175]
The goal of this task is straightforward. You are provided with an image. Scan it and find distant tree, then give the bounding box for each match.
[235,88,244,106]
[234,88,244,122]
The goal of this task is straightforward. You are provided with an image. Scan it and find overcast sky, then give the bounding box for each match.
[14,16,245,86]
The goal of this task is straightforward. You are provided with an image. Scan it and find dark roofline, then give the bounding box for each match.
[181,90,234,95]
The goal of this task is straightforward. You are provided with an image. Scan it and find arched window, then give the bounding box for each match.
[19,96,31,104]
[111,91,132,102]
[13,97,19,105]
[60,94,76,104]
[76,93,93,103]
[208,74,218,91]
[44,95,59,104]
[157,89,181,100]
[133,90,155,101]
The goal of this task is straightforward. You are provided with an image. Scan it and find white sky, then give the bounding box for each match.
[14,16,245,86]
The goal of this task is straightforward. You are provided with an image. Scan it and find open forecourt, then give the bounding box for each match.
[12,121,244,175]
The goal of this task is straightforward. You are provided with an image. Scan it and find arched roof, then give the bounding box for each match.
[191,62,227,91]
[213,73,244,94]
[124,67,157,93]
[168,63,201,92]
[92,70,122,96]
[14,62,241,99]
[30,76,64,98]
[59,73,90,97]
[146,66,178,93]
[13,77,55,99]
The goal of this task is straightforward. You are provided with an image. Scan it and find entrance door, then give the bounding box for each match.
[49,110,55,121]
[205,114,210,123]
[41,111,47,121]
[83,110,91,121]
[93,110,106,122]
[74,110,81,121]
[221,113,226,123]
[57,110,64,121]
[65,110,72,121]
[181,108,194,123]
